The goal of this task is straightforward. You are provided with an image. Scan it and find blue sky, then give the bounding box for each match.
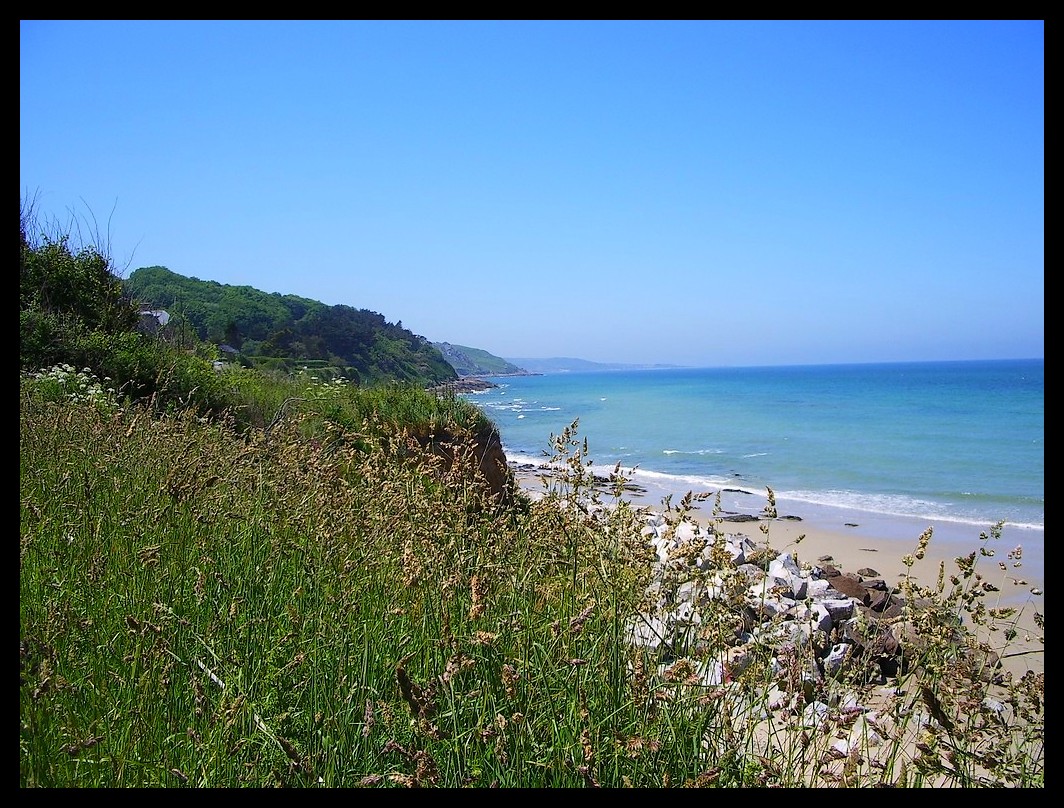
[20,20,1043,367]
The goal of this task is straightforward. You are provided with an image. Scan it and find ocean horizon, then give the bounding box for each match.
[461,357,1044,583]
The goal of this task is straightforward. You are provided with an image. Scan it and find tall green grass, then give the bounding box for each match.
[20,368,1043,787]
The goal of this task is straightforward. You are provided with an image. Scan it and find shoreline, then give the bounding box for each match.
[511,462,1045,679]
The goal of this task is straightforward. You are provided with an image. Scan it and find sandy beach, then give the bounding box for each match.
[512,465,1045,680]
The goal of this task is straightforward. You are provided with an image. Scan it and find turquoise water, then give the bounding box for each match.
[462,359,1044,575]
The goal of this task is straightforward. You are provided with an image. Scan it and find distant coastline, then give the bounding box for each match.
[502,357,687,374]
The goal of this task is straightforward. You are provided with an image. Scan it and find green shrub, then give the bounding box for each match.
[20,363,121,415]
[20,200,138,373]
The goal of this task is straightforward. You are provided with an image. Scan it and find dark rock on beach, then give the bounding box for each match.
[428,377,499,394]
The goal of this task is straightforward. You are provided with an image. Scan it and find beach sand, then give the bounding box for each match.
[512,466,1045,680]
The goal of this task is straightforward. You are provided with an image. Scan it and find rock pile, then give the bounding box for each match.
[628,511,1002,686]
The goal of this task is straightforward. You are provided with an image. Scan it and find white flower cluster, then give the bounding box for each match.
[25,363,120,412]
[296,367,352,401]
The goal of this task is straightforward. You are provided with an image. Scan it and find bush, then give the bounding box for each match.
[20,198,138,373]
[20,363,121,415]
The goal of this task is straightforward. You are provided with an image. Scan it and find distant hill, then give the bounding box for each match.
[503,357,685,374]
[432,343,532,377]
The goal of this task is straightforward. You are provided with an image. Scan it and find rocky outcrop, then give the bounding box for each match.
[427,378,500,394]
[415,425,515,506]
[470,426,514,504]
[625,510,1002,686]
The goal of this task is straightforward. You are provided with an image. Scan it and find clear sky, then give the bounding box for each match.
[20,20,1043,368]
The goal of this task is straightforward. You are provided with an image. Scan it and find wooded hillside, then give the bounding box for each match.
[125,266,457,387]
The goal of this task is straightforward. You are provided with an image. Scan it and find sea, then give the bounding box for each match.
[461,358,1044,584]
